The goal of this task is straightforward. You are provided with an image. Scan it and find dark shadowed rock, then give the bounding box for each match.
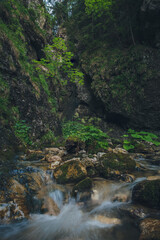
[132,180,160,209]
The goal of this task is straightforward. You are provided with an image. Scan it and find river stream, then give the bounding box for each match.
[0,155,160,240]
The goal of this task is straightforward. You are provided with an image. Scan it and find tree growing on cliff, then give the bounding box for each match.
[33,37,84,85]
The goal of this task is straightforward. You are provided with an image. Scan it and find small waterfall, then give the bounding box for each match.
[1,201,114,240]
[49,189,64,209]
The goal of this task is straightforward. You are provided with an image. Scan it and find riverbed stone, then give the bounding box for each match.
[139,218,160,240]
[132,180,160,209]
[53,160,87,184]
[45,154,62,163]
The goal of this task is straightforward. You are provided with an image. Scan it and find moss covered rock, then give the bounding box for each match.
[99,152,136,178]
[53,160,87,184]
[132,180,160,209]
[72,177,92,193]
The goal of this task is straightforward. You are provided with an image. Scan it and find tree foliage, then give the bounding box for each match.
[85,0,113,17]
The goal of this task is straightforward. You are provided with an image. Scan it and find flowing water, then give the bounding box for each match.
[0,155,160,240]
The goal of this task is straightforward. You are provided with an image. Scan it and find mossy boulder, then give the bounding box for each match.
[99,152,136,178]
[132,180,160,209]
[53,160,87,184]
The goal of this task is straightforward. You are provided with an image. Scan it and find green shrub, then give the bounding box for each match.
[14,120,32,146]
[62,120,109,152]
[33,37,84,86]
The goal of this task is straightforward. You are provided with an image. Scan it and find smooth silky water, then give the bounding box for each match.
[0,156,160,240]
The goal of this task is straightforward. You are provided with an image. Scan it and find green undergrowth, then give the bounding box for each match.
[62,120,109,151]
[123,129,160,151]
[0,75,10,118]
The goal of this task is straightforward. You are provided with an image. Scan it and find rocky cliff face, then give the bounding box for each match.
[0,0,61,154]
[61,0,160,131]
[80,45,160,130]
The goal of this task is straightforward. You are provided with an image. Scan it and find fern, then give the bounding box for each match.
[123,129,160,151]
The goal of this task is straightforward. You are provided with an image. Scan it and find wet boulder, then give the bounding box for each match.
[53,159,87,184]
[25,150,45,161]
[72,177,92,197]
[139,218,160,240]
[99,152,136,179]
[132,180,160,209]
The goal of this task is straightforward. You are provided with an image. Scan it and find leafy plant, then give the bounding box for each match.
[123,129,160,151]
[62,120,109,151]
[14,120,32,146]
